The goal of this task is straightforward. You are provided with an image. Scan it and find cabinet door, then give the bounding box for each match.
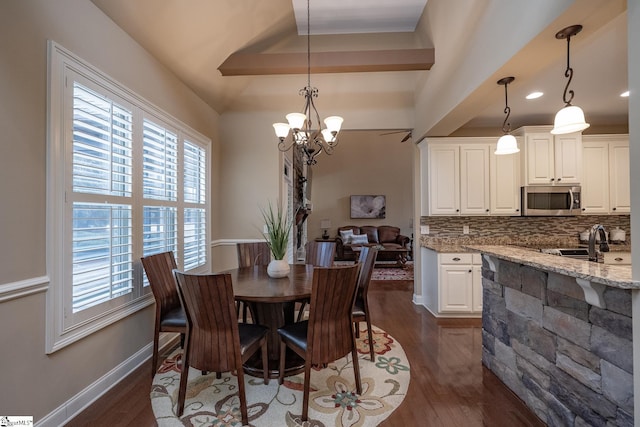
[460,144,490,215]
[439,265,473,312]
[609,141,630,214]
[429,145,460,215]
[581,141,609,214]
[490,142,521,215]
[554,132,582,184]
[525,133,555,185]
[472,265,483,312]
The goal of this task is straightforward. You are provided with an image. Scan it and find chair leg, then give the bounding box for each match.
[236,365,249,425]
[177,345,191,417]
[351,346,362,395]
[296,300,308,322]
[278,340,287,385]
[302,362,312,421]
[366,317,375,362]
[261,339,269,384]
[151,327,160,378]
[354,320,361,338]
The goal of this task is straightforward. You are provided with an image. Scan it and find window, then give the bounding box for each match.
[46,42,210,353]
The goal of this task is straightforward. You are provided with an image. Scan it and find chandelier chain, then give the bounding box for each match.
[562,33,575,106]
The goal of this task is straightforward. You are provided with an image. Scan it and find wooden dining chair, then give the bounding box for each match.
[236,242,271,322]
[141,251,187,379]
[352,246,378,361]
[173,270,269,423]
[296,240,337,321]
[277,264,362,422]
[237,241,271,268]
[305,240,336,267]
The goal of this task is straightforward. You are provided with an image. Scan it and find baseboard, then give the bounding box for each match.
[36,333,177,427]
[412,293,424,306]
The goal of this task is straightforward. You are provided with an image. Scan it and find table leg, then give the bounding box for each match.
[242,301,305,379]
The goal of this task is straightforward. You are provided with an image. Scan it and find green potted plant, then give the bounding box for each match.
[260,201,292,278]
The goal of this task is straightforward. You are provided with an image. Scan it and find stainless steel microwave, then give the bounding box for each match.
[521,186,581,216]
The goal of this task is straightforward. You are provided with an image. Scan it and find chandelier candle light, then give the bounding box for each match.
[495,76,519,155]
[551,24,590,135]
[272,0,343,165]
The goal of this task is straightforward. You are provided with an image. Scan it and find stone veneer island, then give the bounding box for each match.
[465,245,637,427]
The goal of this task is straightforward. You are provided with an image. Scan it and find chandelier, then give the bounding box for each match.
[272,0,343,165]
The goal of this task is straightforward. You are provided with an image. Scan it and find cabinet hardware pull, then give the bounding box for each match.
[468,269,472,273]
[456,209,460,212]
[615,257,623,261]
[613,207,617,211]
[557,178,562,181]
[550,178,555,181]
[453,257,461,261]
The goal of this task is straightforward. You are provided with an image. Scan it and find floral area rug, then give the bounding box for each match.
[151,325,409,426]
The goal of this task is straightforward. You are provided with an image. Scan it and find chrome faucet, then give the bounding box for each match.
[588,224,610,262]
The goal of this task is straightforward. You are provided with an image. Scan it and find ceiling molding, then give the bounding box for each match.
[218,48,434,76]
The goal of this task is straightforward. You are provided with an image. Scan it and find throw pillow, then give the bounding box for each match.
[339,229,354,244]
[350,234,369,245]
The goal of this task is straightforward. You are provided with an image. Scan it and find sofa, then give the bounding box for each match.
[336,225,410,261]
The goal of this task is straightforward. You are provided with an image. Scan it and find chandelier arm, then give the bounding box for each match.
[278,138,297,152]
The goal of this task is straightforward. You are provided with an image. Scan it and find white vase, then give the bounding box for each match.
[267,259,290,278]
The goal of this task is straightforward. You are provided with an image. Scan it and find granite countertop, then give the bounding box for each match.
[464,244,638,290]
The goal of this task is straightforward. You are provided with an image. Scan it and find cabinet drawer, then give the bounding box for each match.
[472,253,482,265]
[440,253,473,264]
[603,252,631,265]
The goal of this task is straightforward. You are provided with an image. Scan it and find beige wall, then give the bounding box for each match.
[0,0,219,421]
[307,130,414,242]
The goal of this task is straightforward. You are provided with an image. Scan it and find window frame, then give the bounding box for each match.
[46,41,210,353]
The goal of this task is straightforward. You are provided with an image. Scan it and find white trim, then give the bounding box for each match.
[36,333,178,427]
[0,276,49,303]
[412,292,424,306]
[211,238,265,247]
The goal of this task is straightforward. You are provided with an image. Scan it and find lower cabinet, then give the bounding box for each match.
[422,248,482,317]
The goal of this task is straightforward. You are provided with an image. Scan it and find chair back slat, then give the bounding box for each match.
[174,271,242,373]
[305,241,336,267]
[141,251,180,314]
[237,242,271,267]
[357,246,378,292]
[307,264,360,364]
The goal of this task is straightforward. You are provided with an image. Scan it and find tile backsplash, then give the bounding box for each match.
[420,215,630,242]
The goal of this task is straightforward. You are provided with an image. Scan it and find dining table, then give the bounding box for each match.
[224,263,314,378]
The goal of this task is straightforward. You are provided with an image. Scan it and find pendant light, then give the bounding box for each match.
[550,24,590,135]
[495,76,519,155]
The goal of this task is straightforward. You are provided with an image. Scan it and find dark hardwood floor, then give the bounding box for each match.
[66,280,544,427]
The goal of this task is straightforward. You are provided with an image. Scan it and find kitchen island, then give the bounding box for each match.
[465,245,637,426]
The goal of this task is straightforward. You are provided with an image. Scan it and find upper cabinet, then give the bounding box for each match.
[426,139,491,216]
[582,135,630,215]
[490,141,521,215]
[516,126,582,185]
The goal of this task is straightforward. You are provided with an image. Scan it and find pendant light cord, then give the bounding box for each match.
[307,0,311,89]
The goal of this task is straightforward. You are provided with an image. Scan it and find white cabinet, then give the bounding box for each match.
[581,135,630,215]
[438,253,482,314]
[518,127,582,185]
[490,141,521,215]
[427,140,490,216]
[428,144,460,215]
[609,140,630,213]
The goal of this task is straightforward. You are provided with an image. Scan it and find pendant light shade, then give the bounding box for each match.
[550,105,590,135]
[495,76,519,155]
[551,25,589,135]
[495,134,519,155]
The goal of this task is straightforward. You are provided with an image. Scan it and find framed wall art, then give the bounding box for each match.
[350,195,386,219]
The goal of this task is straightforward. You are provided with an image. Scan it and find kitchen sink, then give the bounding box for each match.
[539,248,590,261]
